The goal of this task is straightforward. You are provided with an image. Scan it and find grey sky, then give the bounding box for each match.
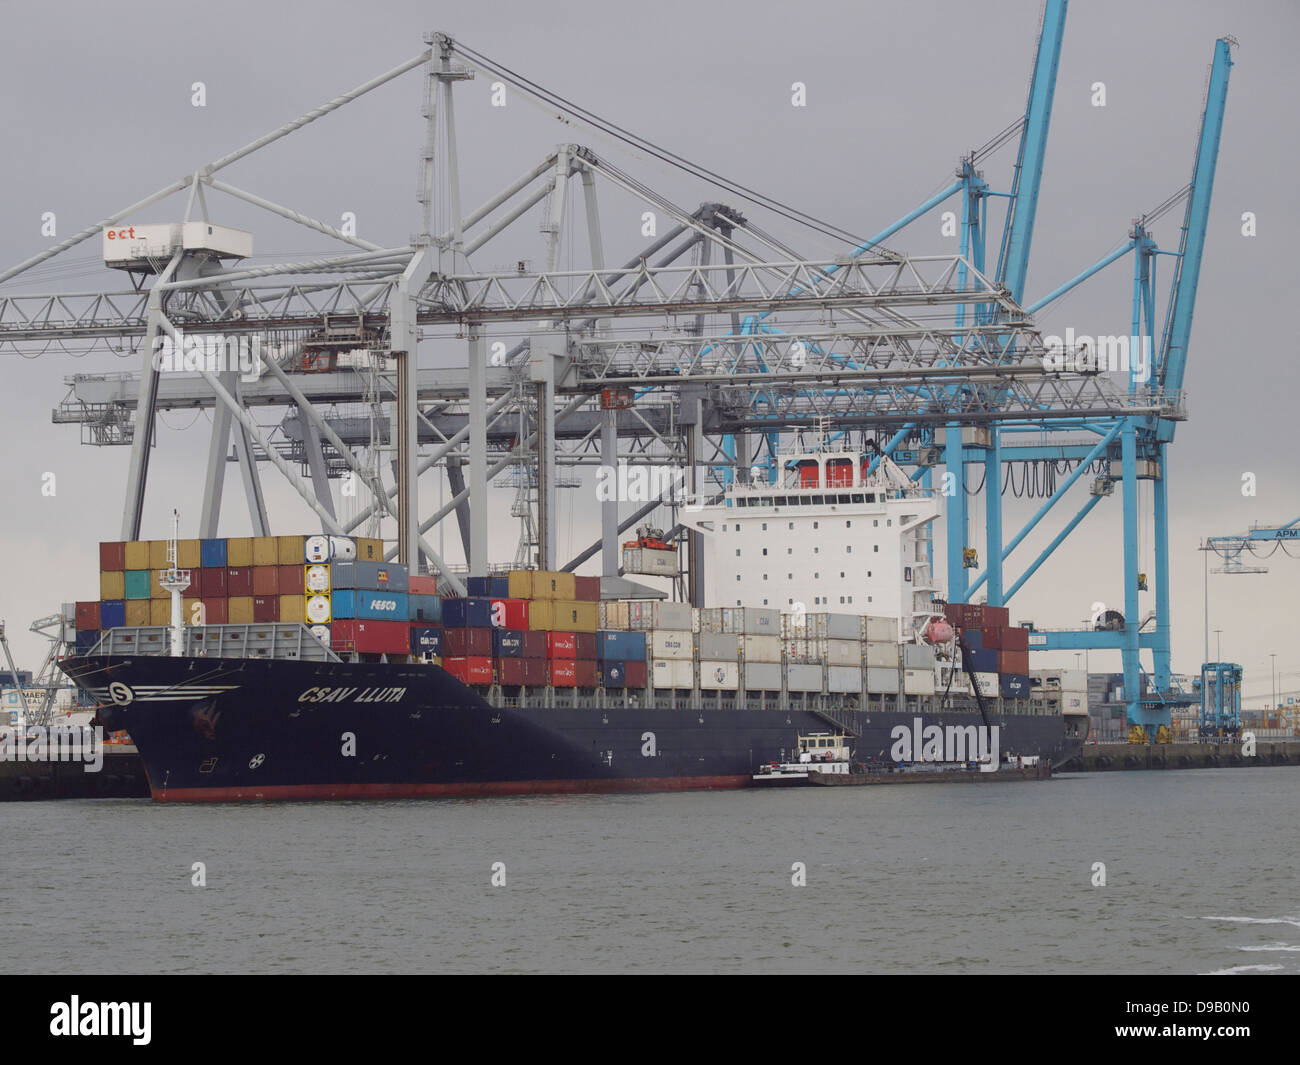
[0,0,1296,705]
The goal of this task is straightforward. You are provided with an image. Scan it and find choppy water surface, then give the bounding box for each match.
[2,767,1296,974]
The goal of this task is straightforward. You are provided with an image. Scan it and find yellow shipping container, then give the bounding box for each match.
[100,571,125,600]
[125,600,151,627]
[124,541,150,570]
[355,537,384,562]
[251,536,279,567]
[149,599,171,626]
[226,537,253,567]
[277,535,307,565]
[553,600,598,633]
[280,594,305,622]
[148,540,170,569]
[528,600,555,631]
[177,539,202,568]
[150,570,169,599]
[228,596,254,624]
[532,570,576,601]
[507,570,534,599]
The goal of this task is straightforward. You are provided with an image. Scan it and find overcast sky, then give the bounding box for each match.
[0,0,1296,704]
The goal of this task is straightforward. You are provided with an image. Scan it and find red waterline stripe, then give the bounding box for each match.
[153,775,752,802]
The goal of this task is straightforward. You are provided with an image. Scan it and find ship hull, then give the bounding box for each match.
[59,655,1081,802]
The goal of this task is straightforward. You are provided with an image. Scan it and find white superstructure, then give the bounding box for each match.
[681,437,942,641]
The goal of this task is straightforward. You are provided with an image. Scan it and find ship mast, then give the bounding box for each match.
[159,509,192,656]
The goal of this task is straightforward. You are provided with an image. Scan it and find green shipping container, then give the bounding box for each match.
[124,569,153,600]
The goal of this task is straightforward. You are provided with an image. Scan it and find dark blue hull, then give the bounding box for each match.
[59,655,1081,801]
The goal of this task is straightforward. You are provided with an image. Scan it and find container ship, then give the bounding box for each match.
[57,442,1083,801]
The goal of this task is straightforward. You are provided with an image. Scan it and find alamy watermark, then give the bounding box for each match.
[152,330,264,383]
[889,718,1000,772]
[1041,328,1151,383]
[0,724,104,772]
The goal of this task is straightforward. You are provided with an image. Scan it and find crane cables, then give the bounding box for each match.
[449,40,889,254]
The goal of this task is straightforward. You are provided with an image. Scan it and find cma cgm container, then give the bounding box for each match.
[647,629,692,661]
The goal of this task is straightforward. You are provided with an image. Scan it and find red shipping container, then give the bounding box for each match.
[444,656,493,685]
[201,597,228,625]
[444,627,493,657]
[252,566,280,596]
[625,660,647,688]
[521,631,548,659]
[574,659,598,687]
[496,658,528,686]
[99,541,127,571]
[980,627,1004,650]
[998,650,1029,674]
[546,631,577,659]
[226,567,253,596]
[547,659,577,687]
[331,620,410,655]
[409,575,439,595]
[489,598,529,630]
[253,595,279,623]
[574,632,597,660]
[984,605,1010,628]
[573,575,601,602]
[1002,626,1029,652]
[278,565,305,594]
[75,601,101,631]
[199,568,228,598]
[523,658,548,686]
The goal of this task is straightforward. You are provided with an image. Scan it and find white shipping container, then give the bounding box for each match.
[867,666,901,694]
[973,672,999,697]
[699,660,740,690]
[786,663,824,692]
[783,637,813,661]
[821,639,862,666]
[742,634,783,663]
[1062,692,1087,712]
[809,612,861,640]
[827,666,862,693]
[781,612,806,638]
[903,668,937,695]
[744,662,783,692]
[1035,668,1088,693]
[698,632,739,659]
[622,547,679,577]
[722,607,781,635]
[628,601,693,632]
[866,643,899,669]
[646,629,693,660]
[599,601,630,631]
[862,616,899,643]
[903,643,937,668]
[696,608,724,634]
[651,658,694,689]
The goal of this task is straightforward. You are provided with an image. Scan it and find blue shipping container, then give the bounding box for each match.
[408,594,442,623]
[411,626,442,655]
[490,576,510,599]
[331,561,410,592]
[466,576,493,597]
[100,600,126,629]
[441,597,493,628]
[598,630,647,662]
[493,628,524,658]
[200,538,228,568]
[602,661,627,688]
[962,629,983,651]
[1000,673,1031,699]
[331,589,409,621]
[75,630,101,653]
[967,647,999,674]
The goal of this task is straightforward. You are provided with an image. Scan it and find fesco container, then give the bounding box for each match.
[331,589,409,622]
[441,597,492,628]
[598,630,647,662]
[492,629,525,658]
[200,539,227,568]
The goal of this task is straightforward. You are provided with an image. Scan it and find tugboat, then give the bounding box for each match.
[752,732,852,786]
